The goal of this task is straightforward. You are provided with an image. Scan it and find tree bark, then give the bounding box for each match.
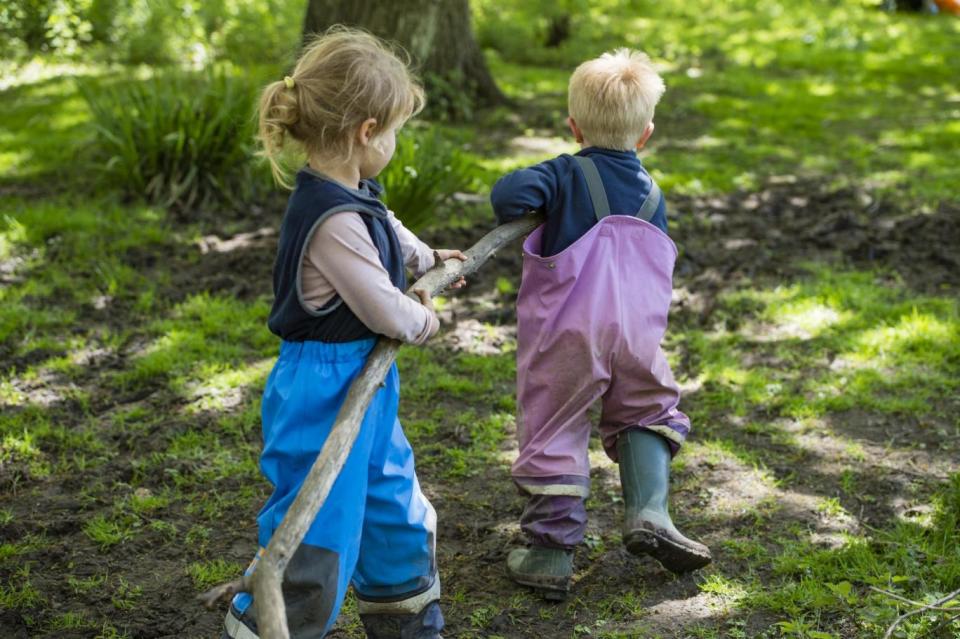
[302,0,505,113]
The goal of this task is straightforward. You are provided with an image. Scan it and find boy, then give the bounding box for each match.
[491,49,711,600]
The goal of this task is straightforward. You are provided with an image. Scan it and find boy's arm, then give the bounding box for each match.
[490,160,561,224]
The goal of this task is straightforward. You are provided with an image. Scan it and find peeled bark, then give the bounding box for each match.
[302,0,505,113]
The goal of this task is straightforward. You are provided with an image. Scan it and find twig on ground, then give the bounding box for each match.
[870,585,960,639]
[922,611,960,637]
[869,586,960,613]
[197,214,543,639]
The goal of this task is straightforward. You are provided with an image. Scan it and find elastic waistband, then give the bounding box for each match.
[278,338,378,362]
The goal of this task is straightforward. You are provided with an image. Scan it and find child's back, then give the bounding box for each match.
[492,146,667,256]
[492,49,711,602]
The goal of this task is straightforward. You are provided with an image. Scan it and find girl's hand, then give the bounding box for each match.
[414,289,434,310]
[433,249,468,289]
[434,249,468,263]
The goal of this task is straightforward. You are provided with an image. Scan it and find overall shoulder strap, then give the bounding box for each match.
[637,180,662,221]
[573,155,611,221]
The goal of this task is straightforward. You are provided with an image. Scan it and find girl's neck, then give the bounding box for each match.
[308,156,361,190]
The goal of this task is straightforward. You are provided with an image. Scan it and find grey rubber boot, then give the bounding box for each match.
[506,546,573,601]
[618,430,712,573]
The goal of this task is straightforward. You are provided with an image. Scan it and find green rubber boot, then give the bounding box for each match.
[506,546,573,601]
[618,430,712,573]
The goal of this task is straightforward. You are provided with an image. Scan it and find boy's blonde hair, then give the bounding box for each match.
[568,49,665,151]
[258,27,425,187]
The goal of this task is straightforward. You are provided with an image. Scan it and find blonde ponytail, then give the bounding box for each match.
[256,26,426,189]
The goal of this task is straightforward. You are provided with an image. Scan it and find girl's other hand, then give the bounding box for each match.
[414,289,434,310]
[434,249,468,289]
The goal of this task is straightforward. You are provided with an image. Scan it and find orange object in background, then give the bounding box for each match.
[935,0,960,14]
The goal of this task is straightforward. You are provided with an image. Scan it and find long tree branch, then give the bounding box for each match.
[198,214,542,639]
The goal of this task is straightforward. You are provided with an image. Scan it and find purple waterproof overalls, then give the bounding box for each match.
[513,155,691,549]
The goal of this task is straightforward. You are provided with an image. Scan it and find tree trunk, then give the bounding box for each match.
[302,0,505,117]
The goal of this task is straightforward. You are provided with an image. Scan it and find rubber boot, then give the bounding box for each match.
[618,430,712,573]
[506,546,573,601]
[360,600,444,639]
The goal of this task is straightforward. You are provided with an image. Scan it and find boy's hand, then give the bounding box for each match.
[414,289,434,311]
[433,249,468,289]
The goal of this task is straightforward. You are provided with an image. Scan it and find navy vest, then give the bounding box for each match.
[267,169,407,343]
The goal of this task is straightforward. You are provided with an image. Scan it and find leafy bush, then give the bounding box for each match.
[379,128,478,232]
[1,0,302,65]
[0,0,94,58]
[79,68,260,210]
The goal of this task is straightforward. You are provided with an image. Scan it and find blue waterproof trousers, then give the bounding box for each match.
[224,339,443,639]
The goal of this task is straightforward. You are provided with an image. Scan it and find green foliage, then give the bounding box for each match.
[1,0,302,65]
[379,128,478,232]
[79,68,260,210]
[0,0,94,58]
[474,0,628,66]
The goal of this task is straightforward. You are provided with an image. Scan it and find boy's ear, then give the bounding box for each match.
[357,118,378,146]
[636,121,655,150]
[567,116,585,144]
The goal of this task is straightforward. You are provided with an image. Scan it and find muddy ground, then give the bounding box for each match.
[1,178,958,639]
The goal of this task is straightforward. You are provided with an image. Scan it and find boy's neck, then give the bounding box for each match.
[308,156,362,190]
[579,143,637,154]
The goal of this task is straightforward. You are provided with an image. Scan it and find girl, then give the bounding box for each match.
[224,28,465,639]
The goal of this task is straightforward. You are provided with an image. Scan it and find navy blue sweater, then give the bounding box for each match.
[490,147,667,257]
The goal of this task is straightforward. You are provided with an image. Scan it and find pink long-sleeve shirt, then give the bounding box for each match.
[300,210,439,344]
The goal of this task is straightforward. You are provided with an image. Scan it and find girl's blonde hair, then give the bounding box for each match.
[568,49,665,151]
[258,27,426,187]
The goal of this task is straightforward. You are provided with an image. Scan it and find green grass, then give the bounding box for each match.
[679,266,959,426]
[708,474,960,637]
[187,558,243,591]
[399,348,517,479]
[83,514,137,550]
[480,0,960,204]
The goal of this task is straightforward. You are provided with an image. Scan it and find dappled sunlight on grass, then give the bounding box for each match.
[117,293,274,393]
[0,76,94,183]
[481,0,960,202]
[683,267,959,426]
[185,358,274,413]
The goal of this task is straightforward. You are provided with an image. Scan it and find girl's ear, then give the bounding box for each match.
[357,118,378,146]
[567,116,585,144]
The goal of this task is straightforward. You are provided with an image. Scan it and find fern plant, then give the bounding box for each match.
[379,128,478,232]
[79,68,259,211]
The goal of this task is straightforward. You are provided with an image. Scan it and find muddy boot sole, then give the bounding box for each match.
[506,549,572,601]
[624,526,712,574]
[509,573,570,601]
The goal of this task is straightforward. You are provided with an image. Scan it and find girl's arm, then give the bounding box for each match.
[386,209,468,288]
[386,209,436,276]
[303,213,439,344]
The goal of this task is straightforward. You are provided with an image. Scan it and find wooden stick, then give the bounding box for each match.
[199,214,542,639]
